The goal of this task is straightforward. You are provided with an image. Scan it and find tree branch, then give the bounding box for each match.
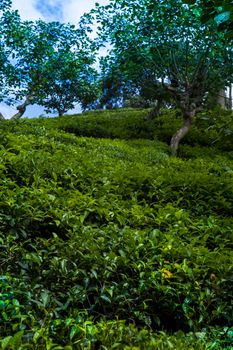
[11,94,34,120]
[0,112,5,120]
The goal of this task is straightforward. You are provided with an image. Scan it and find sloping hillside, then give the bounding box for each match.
[0,108,232,349]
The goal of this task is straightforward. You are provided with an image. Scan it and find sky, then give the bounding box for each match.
[11,0,109,23]
[1,0,110,119]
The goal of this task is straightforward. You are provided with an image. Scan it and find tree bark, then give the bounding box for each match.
[11,94,34,120]
[170,109,195,156]
[0,112,5,120]
[145,100,162,121]
[216,88,226,109]
[58,109,65,117]
[228,84,232,110]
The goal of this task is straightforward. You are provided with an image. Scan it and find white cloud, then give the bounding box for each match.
[11,0,45,21]
[63,0,109,24]
[11,0,110,23]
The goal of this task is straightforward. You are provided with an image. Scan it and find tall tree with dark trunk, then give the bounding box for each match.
[92,0,232,154]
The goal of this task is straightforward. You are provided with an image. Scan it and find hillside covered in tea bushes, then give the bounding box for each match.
[0,108,232,349]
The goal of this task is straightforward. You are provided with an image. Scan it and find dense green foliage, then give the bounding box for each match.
[91,0,232,154]
[0,108,232,349]
[0,1,98,118]
[184,0,233,37]
[93,0,232,110]
[55,108,233,149]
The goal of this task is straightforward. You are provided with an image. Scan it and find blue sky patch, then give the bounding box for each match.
[35,0,64,21]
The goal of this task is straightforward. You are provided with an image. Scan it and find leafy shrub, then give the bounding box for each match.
[0,108,232,348]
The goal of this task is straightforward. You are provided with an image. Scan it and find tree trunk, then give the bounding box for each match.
[58,109,65,117]
[0,112,5,120]
[11,94,34,120]
[228,84,232,110]
[217,88,226,109]
[170,109,195,156]
[145,100,162,121]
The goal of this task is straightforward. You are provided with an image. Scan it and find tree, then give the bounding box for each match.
[0,1,21,117]
[28,22,99,116]
[0,3,99,119]
[93,0,232,154]
[0,0,11,10]
[96,55,133,109]
[100,48,174,116]
[183,1,233,111]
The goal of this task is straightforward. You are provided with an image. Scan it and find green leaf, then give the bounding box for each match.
[214,11,231,25]
[1,336,13,350]
[41,290,50,307]
[33,331,41,343]
[70,326,78,340]
[100,295,111,303]
[12,331,24,348]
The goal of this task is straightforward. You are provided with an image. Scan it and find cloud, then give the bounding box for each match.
[35,0,64,21]
[63,0,110,24]
[11,0,45,21]
[11,0,110,23]
[12,0,109,24]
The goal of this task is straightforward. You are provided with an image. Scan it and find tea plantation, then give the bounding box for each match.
[0,108,232,349]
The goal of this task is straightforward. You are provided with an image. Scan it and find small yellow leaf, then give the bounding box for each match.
[162,269,173,279]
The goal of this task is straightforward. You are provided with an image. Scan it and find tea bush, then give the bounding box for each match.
[0,108,232,349]
[54,108,233,150]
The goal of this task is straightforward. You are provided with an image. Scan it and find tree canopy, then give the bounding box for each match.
[92,0,232,153]
[0,0,99,118]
